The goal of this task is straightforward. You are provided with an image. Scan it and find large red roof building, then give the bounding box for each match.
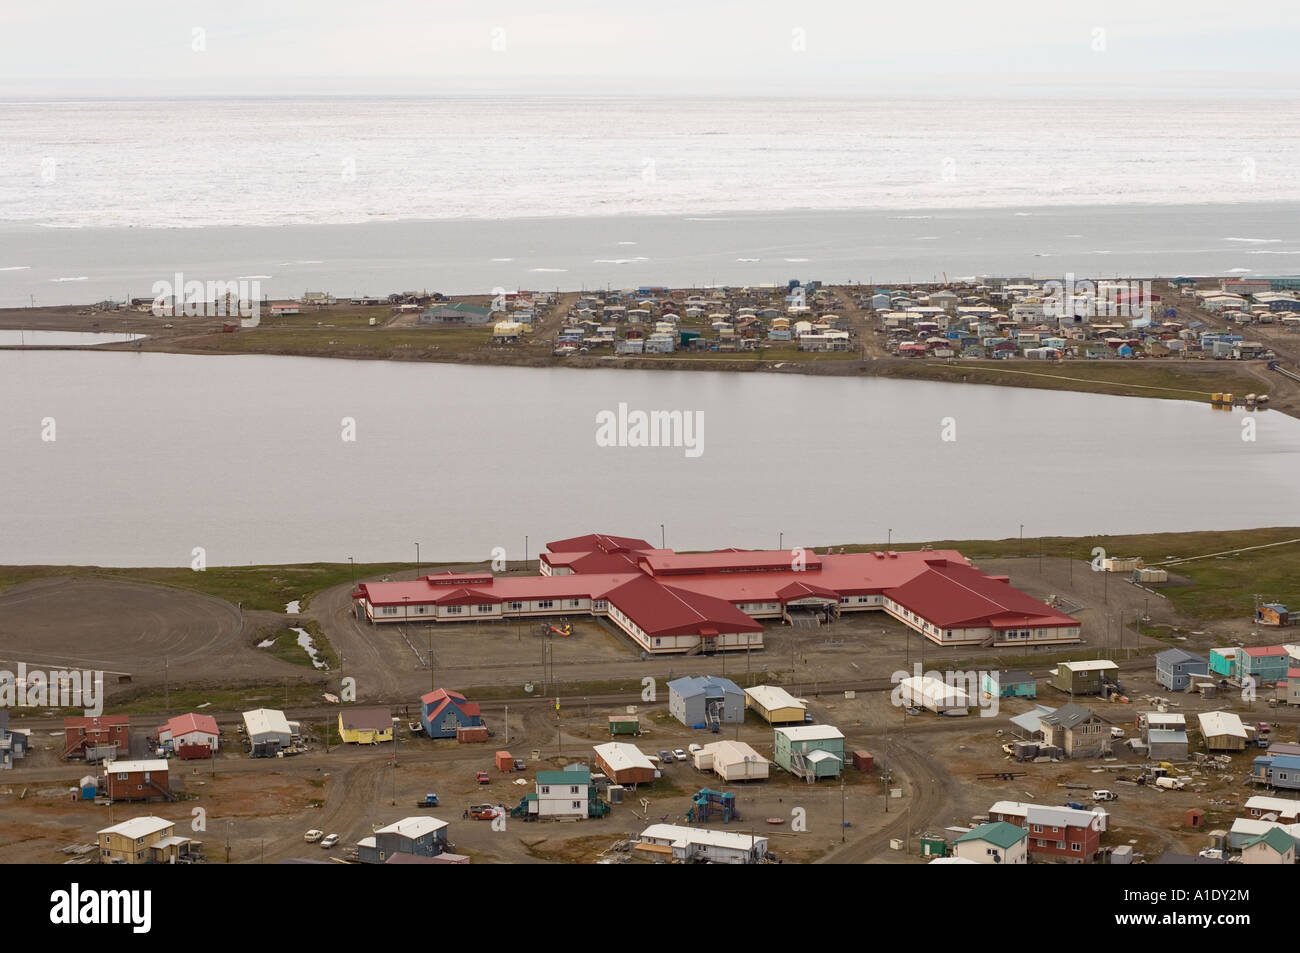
[352,533,1080,655]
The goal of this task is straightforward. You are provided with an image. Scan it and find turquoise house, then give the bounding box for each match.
[774,725,845,781]
[1209,648,1238,679]
[981,670,1036,700]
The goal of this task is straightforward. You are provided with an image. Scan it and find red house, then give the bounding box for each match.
[988,801,1105,864]
[63,715,129,761]
[103,759,171,801]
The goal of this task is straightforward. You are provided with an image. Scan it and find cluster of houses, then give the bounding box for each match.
[863,275,1285,363]
[1159,642,1300,706]
[935,789,1300,865]
[1188,277,1300,332]
[552,281,852,356]
[416,290,557,343]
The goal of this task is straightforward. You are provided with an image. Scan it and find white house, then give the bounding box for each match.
[953,822,1029,864]
[534,767,591,818]
[636,824,767,864]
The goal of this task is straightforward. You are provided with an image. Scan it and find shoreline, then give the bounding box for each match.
[3,317,1296,421]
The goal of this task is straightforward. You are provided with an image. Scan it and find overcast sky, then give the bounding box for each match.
[3,0,1299,97]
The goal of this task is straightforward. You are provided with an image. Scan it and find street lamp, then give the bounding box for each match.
[348,555,355,586]
[887,528,892,547]
[660,523,665,549]
[1019,524,1024,558]
[415,542,420,579]
[779,531,784,551]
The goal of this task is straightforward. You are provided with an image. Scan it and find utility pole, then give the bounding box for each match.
[414,541,420,579]
[840,778,846,843]
[348,556,355,586]
[883,715,889,814]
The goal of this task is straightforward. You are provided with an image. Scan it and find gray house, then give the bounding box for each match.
[418,303,494,326]
[1147,728,1189,762]
[1039,703,1110,759]
[667,676,744,728]
[1155,649,1209,692]
[358,816,450,864]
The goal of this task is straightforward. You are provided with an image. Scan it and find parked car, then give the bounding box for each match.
[673,748,688,761]
[303,829,324,843]
[1110,727,1125,739]
[475,771,491,784]
[1092,790,1118,802]
[513,759,526,771]
[658,750,673,763]
[1258,738,1271,749]
[687,743,703,755]
[320,834,340,848]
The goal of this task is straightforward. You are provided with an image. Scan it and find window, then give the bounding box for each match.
[570,785,580,794]
[509,601,523,611]
[540,786,549,794]
[572,801,582,810]
[476,604,495,613]
[1031,824,1042,833]
[1071,842,1082,852]
[538,600,554,609]
[445,605,463,615]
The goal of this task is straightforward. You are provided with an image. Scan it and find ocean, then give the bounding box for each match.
[2,95,1300,306]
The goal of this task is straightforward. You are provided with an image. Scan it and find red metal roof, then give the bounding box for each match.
[601,575,763,639]
[640,550,823,575]
[162,713,218,737]
[421,688,480,718]
[354,534,1075,640]
[1244,646,1290,657]
[882,559,1078,630]
[545,533,652,554]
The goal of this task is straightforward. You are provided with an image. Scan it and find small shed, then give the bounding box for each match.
[1257,604,1290,627]
[852,750,874,772]
[607,714,641,736]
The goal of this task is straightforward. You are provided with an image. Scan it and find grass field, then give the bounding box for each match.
[259,620,339,671]
[0,561,431,613]
[873,358,1264,404]
[835,527,1300,621]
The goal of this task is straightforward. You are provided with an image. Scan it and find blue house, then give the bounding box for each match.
[1253,754,1300,791]
[420,688,481,739]
[981,670,1037,700]
[1155,649,1209,691]
[0,711,28,770]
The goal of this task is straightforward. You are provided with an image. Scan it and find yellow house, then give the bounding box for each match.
[338,707,395,745]
[99,816,192,864]
[744,685,807,725]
